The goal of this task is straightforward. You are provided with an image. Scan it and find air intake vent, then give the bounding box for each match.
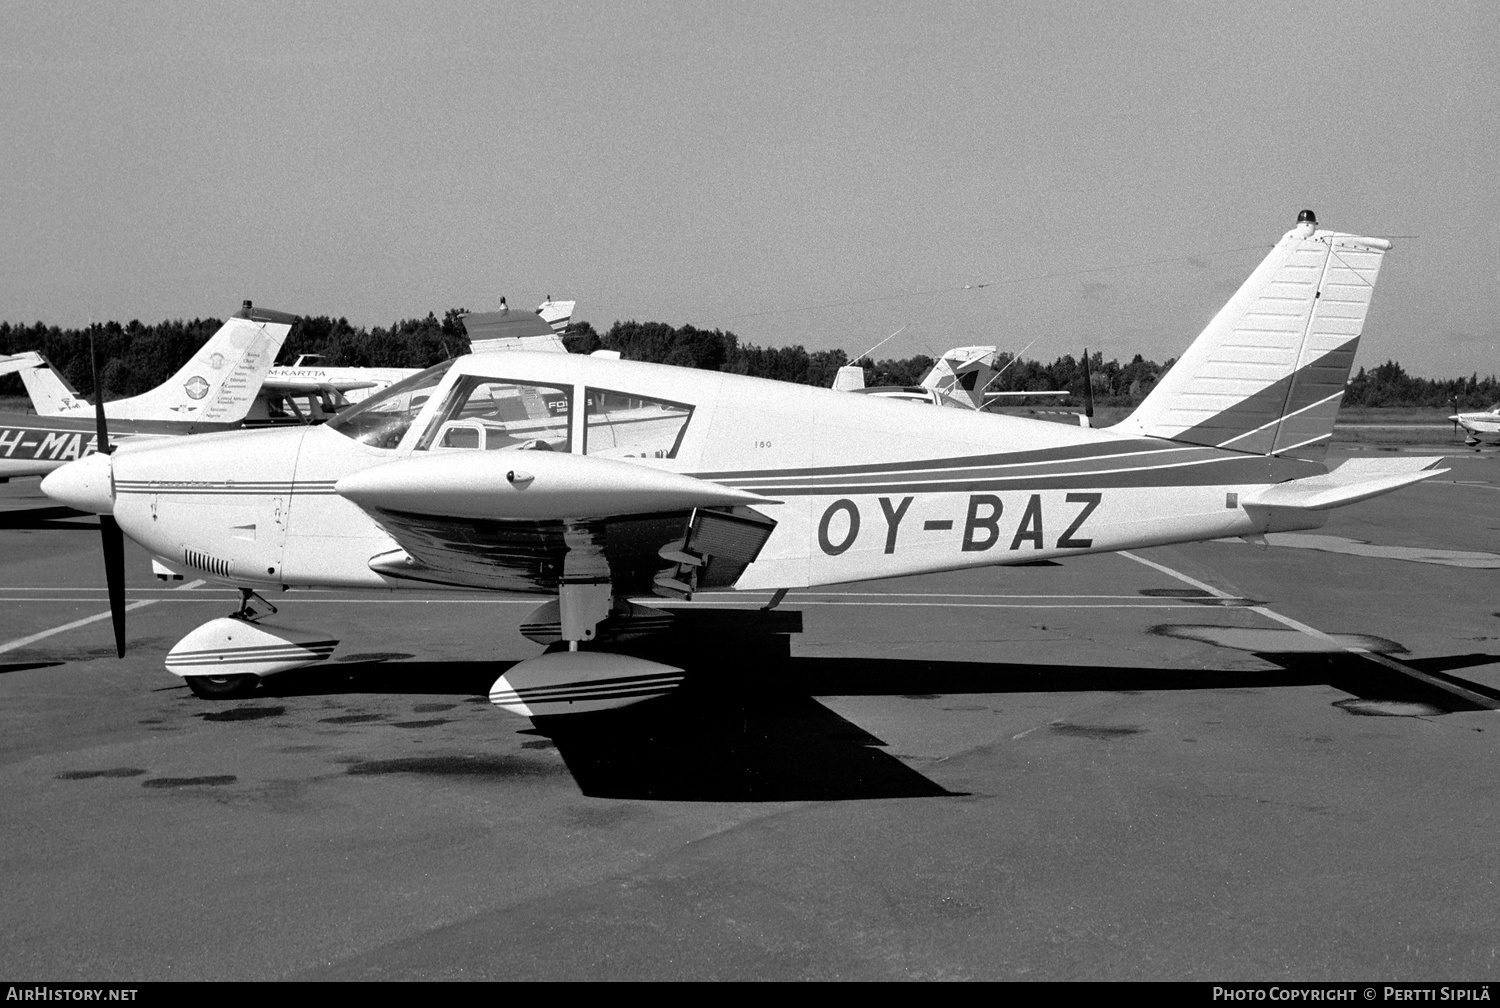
[182,547,234,579]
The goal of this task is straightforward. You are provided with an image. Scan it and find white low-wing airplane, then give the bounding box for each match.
[1448,404,1500,445]
[42,212,1446,717]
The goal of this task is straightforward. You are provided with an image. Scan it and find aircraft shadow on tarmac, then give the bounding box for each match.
[0,662,63,676]
[0,505,98,530]
[249,640,1500,803]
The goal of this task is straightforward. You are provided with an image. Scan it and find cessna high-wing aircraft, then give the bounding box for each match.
[834,346,1076,413]
[42,212,1445,718]
[1448,403,1500,446]
[246,298,578,424]
[0,304,293,479]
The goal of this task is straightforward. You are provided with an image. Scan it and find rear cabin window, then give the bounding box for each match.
[415,375,572,452]
[583,388,693,459]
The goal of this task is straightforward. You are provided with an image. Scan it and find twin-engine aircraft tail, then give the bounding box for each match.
[1113,211,1391,461]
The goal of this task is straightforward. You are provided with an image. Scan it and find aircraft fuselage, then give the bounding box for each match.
[0,412,236,479]
[82,351,1332,594]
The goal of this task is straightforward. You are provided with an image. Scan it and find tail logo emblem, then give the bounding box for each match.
[184,376,209,400]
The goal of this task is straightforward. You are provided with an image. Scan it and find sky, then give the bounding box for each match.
[2,1,1496,377]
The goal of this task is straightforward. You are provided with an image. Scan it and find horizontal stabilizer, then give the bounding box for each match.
[0,351,45,375]
[1244,457,1447,511]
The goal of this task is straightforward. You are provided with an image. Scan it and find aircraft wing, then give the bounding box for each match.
[261,377,378,393]
[983,390,1071,398]
[461,307,558,343]
[334,450,781,596]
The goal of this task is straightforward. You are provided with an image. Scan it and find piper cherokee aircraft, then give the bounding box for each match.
[1448,403,1500,446]
[42,211,1446,718]
[0,304,292,480]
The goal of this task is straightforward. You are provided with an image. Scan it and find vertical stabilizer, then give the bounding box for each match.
[12,354,89,415]
[832,364,865,391]
[99,304,295,424]
[536,298,575,334]
[921,346,1001,409]
[1112,211,1391,460]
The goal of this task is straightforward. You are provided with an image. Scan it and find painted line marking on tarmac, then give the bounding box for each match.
[664,601,1204,609]
[0,588,1188,601]
[1119,551,1500,711]
[0,579,207,656]
[0,595,1203,611]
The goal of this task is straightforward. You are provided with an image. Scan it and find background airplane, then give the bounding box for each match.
[43,212,1444,721]
[1448,403,1500,445]
[834,345,1076,413]
[248,298,579,425]
[0,303,293,480]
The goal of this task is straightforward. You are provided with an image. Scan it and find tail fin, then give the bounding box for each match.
[11,354,90,415]
[100,303,295,424]
[921,346,1001,409]
[1112,211,1391,460]
[832,364,865,391]
[536,298,575,334]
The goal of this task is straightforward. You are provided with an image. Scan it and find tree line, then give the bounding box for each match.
[1,312,1494,409]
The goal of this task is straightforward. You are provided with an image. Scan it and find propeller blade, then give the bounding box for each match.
[89,331,125,656]
[88,330,114,456]
[101,514,127,658]
[1081,346,1095,419]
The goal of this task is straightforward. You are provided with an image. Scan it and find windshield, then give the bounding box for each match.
[325,360,454,448]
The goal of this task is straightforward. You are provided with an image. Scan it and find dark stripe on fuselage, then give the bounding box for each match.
[713,444,1226,489]
[114,481,340,496]
[728,453,1319,496]
[720,453,1322,496]
[688,437,1177,482]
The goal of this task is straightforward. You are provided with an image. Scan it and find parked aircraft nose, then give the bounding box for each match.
[40,452,115,514]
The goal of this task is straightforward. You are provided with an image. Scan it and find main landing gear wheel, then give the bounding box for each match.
[184,674,261,700]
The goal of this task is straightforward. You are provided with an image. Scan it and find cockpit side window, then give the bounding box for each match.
[583,387,694,459]
[325,361,453,449]
[415,375,572,452]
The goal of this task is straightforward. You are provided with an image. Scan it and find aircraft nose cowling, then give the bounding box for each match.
[40,452,115,514]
